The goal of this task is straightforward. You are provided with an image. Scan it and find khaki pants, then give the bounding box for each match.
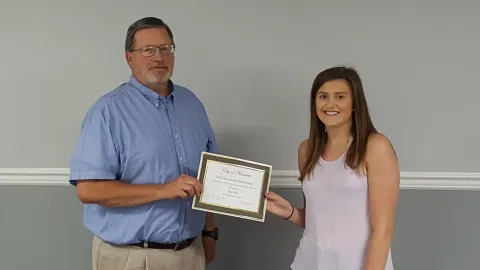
[92,236,205,270]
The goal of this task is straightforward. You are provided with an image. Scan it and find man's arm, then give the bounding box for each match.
[198,101,218,264]
[76,174,202,208]
[202,212,216,264]
[202,118,217,264]
[70,106,201,207]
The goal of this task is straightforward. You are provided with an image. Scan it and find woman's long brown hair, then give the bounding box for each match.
[299,66,377,181]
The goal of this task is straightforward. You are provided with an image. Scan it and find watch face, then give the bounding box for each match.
[203,228,219,240]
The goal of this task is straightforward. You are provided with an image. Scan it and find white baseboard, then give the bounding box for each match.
[1,168,480,190]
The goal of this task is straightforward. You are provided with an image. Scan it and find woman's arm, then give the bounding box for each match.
[290,139,309,228]
[281,192,306,228]
[265,191,306,228]
[265,140,308,228]
[364,133,400,270]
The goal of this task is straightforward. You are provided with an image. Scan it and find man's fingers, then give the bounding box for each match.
[181,177,202,196]
[180,184,193,196]
[182,177,200,185]
[178,189,188,199]
[188,184,201,196]
[182,182,201,197]
[193,182,202,196]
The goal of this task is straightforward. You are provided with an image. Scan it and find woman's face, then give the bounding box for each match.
[315,79,353,129]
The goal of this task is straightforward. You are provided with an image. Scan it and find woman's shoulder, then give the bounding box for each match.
[365,132,397,164]
[297,139,309,171]
[298,139,309,154]
[367,132,391,146]
[367,133,394,150]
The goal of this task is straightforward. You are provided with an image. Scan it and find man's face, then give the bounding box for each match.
[126,27,175,88]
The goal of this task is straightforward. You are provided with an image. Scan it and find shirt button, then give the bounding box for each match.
[175,134,178,138]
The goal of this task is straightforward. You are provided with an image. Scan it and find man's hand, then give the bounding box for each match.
[161,174,203,199]
[76,175,202,207]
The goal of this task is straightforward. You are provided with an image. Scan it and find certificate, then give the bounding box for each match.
[192,152,272,222]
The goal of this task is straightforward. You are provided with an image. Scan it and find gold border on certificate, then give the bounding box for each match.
[192,152,272,222]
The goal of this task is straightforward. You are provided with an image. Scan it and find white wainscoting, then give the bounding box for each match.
[1,168,480,190]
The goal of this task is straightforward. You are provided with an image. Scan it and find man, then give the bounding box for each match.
[69,16,219,270]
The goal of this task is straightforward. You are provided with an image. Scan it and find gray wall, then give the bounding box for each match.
[1,0,479,171]
[1,186,479,270]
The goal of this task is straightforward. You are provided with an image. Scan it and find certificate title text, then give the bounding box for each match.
[215,166,255,186]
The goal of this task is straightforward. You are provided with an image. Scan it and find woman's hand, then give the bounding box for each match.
[265,191,294,219]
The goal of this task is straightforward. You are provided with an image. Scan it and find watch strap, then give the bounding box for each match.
[202,228,219,240]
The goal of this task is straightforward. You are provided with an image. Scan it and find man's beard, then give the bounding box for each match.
[145,70,172,84]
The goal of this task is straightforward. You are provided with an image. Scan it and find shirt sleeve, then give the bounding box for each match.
[69,106,120,186]
[201,104,219,154]
[206,120,218,154]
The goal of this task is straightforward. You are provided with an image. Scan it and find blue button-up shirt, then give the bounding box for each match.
[69,76,218,245]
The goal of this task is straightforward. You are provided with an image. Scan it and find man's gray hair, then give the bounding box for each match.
[125,17,175,52]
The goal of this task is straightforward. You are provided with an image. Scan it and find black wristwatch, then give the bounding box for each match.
[202,227,219,241]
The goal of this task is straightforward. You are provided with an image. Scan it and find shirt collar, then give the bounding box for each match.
[128,75,177,106]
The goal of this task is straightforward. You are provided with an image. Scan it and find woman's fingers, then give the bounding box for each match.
[264,191,278,201]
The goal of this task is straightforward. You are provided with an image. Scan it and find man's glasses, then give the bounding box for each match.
[132,44,175,57]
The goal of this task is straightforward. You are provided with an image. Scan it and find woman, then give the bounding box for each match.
[265,66,400,270]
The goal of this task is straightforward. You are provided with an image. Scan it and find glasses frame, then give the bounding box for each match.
[131,44,175,57]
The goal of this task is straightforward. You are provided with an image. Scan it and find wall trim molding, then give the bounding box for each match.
[1,168,480,190]
[273,170,480,190]
[0,168,69,185]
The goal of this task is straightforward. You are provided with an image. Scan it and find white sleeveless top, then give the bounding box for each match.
[290,151,394,270]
